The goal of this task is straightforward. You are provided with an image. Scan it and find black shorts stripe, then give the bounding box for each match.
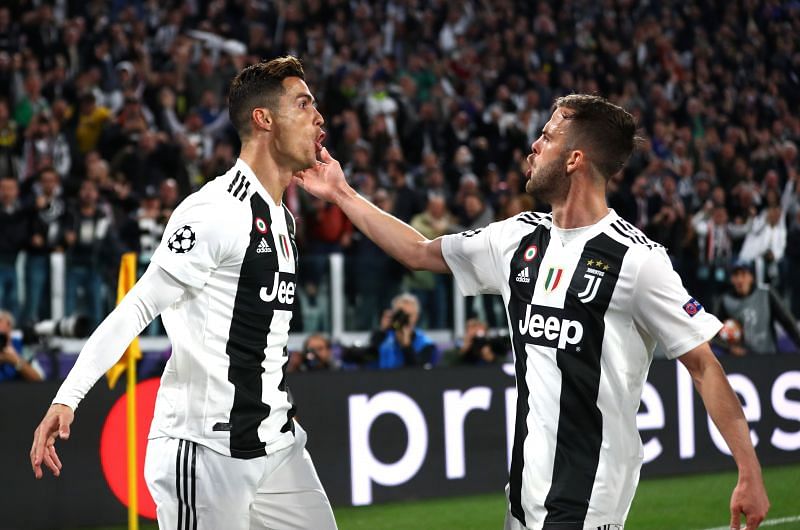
[542,233,628,526]
[190,442,197,530]
[507,224,552,527]
[182,440,190,530]
[176,440,183,530]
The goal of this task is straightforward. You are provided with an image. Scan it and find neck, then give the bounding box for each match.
[238,140,290,205]
[550,175,609,229]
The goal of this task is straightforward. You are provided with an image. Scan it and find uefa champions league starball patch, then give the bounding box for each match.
[167,225,197,254]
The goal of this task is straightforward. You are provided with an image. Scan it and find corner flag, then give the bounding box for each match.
[106,252,142,389]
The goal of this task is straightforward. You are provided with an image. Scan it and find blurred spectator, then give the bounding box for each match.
[288,333,340,373]
[21,111,70,180]
[0,309,43,381]
[0,176,30,317]
[443,318,509,366]
[120,186,166,262]
[14,72,49,129]
[408,193,456,328]
[386,160,423,222]
[347,188,403,330]
[304,195,353,255]
[692,203,748,309]
[377,293,438,369]
[74,91,111,155]
[24,167,66,323]
[738,200,786,287]
[0,98,18,179]
[715,260,800,356]
[63,179,119,327]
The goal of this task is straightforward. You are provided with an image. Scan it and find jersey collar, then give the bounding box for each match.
[549,209,618,247]
[233,158,283,208]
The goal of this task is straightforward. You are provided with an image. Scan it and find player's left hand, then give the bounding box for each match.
[729,474,769,529]
[30,404,74,479]
[293,148,349,204]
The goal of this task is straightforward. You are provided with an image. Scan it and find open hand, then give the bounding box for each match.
[293,147,350,204]
[30,404,74,479]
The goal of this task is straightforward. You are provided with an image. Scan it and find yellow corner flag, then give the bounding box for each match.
[106,252,142,389]
[106,252,141,530]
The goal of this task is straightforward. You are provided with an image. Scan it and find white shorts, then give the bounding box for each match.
[144,423,337,530]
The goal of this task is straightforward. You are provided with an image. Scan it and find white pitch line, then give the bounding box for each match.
[699,514,800,530]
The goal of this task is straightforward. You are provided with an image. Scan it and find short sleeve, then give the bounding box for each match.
[441,223,505,296]
[632,249,722,359]
[150,198,235,289]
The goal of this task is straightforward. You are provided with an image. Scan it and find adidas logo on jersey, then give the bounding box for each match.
[256,238,272,254]
[516,268,531,283]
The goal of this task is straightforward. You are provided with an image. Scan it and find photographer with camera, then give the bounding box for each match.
[444,318,510,366]
[287,333,340,373]
[0,310,43,382]
[377,293,438,370]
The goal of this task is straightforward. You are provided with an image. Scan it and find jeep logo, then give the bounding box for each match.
[518,304,583,349]
[259,272,296,305]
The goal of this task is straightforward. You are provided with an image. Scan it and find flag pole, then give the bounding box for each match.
[127,340,139,530]
[109,252,141,530]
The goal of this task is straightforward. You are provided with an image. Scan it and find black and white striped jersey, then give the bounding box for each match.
[149,159,299,459]
[442,209,721,529]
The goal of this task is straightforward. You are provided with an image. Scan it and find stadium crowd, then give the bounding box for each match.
[0,0,799,369]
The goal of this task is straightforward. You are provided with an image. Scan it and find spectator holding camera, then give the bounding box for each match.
[715,260,800,356]
[445,318,509,366]
[288,333,339,373]
[0,309,43,382]
[377,293,438,370]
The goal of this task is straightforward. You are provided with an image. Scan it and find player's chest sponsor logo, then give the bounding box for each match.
[576,258,611,304]
[259,271,296,307]
[517,304,583,350]
[543,266,563,292]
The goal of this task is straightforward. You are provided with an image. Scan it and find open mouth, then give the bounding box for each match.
[314,130,326,153]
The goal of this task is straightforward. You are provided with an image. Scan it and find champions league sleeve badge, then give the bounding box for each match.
[167,225,197,254]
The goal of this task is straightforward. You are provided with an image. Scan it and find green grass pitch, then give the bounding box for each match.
[77,463,800,530]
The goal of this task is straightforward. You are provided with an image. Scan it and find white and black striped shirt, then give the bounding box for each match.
[149,159,299,458]
[442,209,721,529]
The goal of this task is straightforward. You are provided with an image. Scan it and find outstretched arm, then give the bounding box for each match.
[679,343,769,529]
[294,148,450,273]
[30,263,186,479]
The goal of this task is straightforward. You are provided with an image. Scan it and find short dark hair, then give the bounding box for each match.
[228,56,305,140]
[554,94,637,180]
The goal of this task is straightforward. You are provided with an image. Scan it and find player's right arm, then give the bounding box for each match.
[31,193,233,479]
[294,148,449,273]
[30,263,186,478]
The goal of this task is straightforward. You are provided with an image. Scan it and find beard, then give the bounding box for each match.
[525,151,570,203]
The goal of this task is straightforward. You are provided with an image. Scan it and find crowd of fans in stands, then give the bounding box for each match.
[0,1,799,368]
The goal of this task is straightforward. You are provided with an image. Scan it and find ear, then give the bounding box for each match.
[252,107,273,133]
[565,149,583,174]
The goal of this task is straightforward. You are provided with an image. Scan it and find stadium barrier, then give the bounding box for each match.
[2,356,799,529]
